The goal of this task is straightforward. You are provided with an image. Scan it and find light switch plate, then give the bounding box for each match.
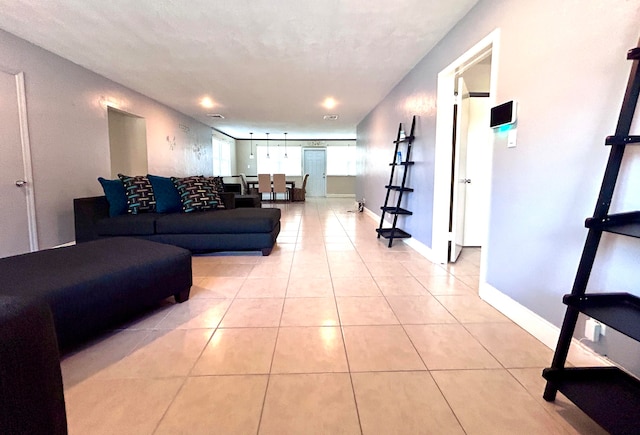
[507,129,517,148]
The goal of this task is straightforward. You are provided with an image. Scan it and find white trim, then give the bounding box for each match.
[432,29,501,268]
[362,206,434,261]
[403,237,435,262]
[326,194,356,198]
[15,72,38,252]
[479,281,611,366]
[52,241,76,249]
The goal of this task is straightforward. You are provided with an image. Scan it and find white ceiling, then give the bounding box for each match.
[0,0,477,139]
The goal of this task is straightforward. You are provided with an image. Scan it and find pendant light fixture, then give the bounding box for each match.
[284,132,288,158]
[266,133,270,158]
[249,132,254,159]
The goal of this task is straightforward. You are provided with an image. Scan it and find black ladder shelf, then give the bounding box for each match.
[542,41,640,434]
[376,116,415,247]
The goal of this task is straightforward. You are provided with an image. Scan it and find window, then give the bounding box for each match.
[256,145,302,175]
[212,134,232,176]
[326,145,356,175]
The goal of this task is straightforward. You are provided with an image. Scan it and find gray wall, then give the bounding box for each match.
[0,29,214,248]
[357,0,640,373]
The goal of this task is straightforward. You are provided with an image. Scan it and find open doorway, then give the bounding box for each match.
[107,107,148,177]
[432,29,500,285]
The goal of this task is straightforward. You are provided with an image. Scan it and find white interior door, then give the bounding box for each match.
[0,71,36,258]
[303,148,326,197]
[450,77,470,262]
[463,97,491,246]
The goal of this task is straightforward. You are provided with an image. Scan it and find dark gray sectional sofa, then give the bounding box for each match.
[74,193,281,255]
[0,237,192,351]
[0,237,193,433]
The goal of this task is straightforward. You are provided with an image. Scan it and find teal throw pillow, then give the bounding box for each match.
[148,174,182,213]
[97,177,128,217]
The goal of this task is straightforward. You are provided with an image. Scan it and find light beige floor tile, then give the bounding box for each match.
[249,261,292,278]
[435,295,510,323]
[416,275,474,295]
[327,250,364,263]
[65,377,183,435]
[456,274,480,290]
[281,297,339,326]
[445,261,480,276]
[191,261,213,277]
[328,260,372,277]
[342,325,425,372]
[94,328,213,379]
[220,298,284,327]
[200,253,261,264]
[290,260,330,278]
[277,235,298,244]
[332,276,382,296]
[191,327,278,375]
[374,276,430,296]
[405,324,501,370]
[508,368,607,435]
[207,263,255,277]
[156,375,268,435]
[156,298,232,330]
[292,249,328,264]
[432,369,569,434]
[400,259,449,277]
[465,323,554,368]
[325,242,356,251]
[336,296,399,325]
[365,261,412,277]
[386,295,458,324]
[352,371,464,434]
[286,277,334,297]
[259,373,360,435]
[61,329,150,387]
[237,277,289,298]
[271,327,348,373]
[193,276,245,298]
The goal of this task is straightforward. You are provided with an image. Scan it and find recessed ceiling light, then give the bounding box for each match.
[323,114,339,120]
[207,113,225,119]
[322,97,337,109]
[200,97,215,109]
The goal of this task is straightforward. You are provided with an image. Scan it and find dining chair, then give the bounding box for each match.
[292,173,309,201]
[272,173,288,201]
[257,173,272,201]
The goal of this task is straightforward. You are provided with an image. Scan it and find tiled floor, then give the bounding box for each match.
[61,198,607,434]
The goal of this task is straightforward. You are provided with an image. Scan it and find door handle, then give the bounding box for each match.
[15,180,28,187]
[460,179,471,184]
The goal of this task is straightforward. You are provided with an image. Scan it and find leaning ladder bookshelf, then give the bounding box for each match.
[542,40,640,434]
[376,116,416,247]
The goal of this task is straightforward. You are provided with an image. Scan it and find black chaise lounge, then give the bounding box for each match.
[0,237,192,351]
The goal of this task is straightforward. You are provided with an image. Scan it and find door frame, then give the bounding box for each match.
[302,147,327,197]
[10,71,38,251]
[432,29,500,270]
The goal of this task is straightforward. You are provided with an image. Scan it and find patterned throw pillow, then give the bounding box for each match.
[210,176,225,194]
[171,176,225,213]
[117,174,157,214]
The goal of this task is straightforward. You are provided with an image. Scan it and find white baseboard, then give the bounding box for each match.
[403,237,435,262]
[479,281,610,365]
[52,241,76,249]
[326,194,356,198]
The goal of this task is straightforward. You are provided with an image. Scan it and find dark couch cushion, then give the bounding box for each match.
[0,238,192,349]
[95,213,160,236]
[118,174,157,214]
[156,208,281,234]
[148,174,182,213]
[98,177,128,217]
